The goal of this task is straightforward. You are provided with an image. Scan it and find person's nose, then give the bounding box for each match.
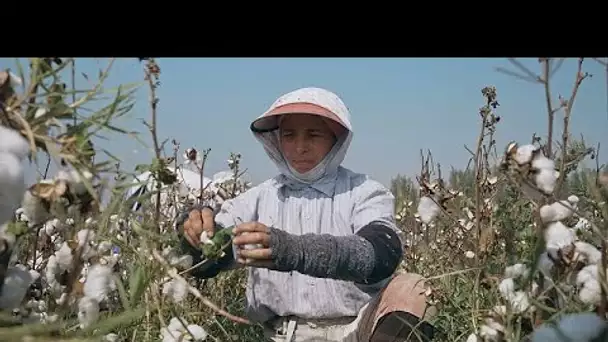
[295,136,309,154]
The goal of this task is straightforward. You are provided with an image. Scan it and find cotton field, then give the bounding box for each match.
[0,58,607,341]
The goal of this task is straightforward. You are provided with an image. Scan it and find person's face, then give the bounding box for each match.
[279,114,337,173]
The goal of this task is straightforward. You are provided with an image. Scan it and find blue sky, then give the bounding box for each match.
[3,58,607,187]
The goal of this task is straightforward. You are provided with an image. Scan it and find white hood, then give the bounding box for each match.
[250,87,353,185]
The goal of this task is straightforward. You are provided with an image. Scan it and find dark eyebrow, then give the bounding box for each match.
[307,128,329,134]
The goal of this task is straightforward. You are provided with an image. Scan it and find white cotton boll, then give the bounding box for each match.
[29,269,40,282]
[417,196,441,225]
[45,255,60,282]
[44,313,59,324]
[185,324,208,341]
[51,235,64,251]
[576,264,598,286]
[576,264,602,305]
[77,296,100,329]
[479,318,504,340]
[0,125,29,159]
[514,144,537,165]
[504,263,529,279]
[55,242,74,271]
[103,333,119,342]
[573,218,591,232]
[544,222,575,259]
[27,255,44,270]
[0,152,25,225]
[498,278,516,300]
[43,218,67,236]
[34,107,48,119]
[567,195,579,205]
[168,316,188,332]
[161,317,207,342]
[160,328,178,342]
[531,312,608,342]
[579,281,601,305]
[466,333,479,342]
[539,200,576,223]
[15,207,28,222]
[534,168,557,195]
[83,264,114,303]
[21,189,52,226]
[43,219,57,236]
[199,231,214,245]
[28,299,46,312]
[458,218,474,231]
[161,328,183,342]
[532,155,555,171]
[0,264,36,310]
[77,229,96,246]
[479,325,500,341]
[573,241,602,265]
[509,291,532,313]
[162,278,188,303]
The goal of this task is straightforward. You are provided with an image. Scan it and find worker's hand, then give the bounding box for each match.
[233,222,274,268]
[183,207,215,247]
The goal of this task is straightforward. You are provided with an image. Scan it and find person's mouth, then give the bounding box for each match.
[292,160,315,170]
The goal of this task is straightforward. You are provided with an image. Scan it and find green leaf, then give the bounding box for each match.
[201,226,235,260]
[6,221,28,237]
[79,307,145,337]
[134,164,150,173]
[128,265,147,307]
[112,274,130,311]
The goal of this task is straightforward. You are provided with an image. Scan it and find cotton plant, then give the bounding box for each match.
[0,150,123,331]
[465,264,538,342]
[408,154,501,272]
[0,60,251,341]
[128,145,252,236]
[464,140,606,341]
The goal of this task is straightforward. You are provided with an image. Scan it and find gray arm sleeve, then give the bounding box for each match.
[269,222,402,284]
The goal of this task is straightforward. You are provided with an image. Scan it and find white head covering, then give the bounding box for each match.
[250,87,353,186]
